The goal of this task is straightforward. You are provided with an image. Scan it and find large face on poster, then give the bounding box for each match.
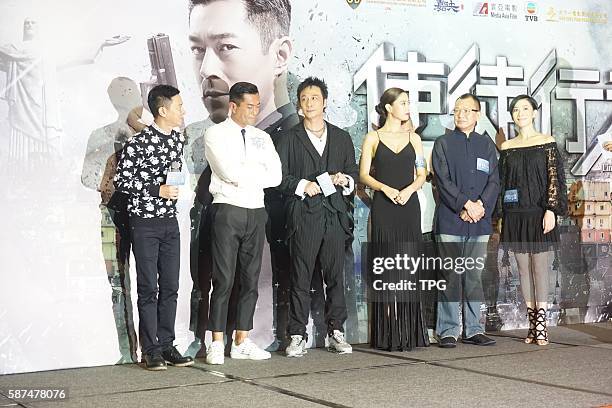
[187,0,293,125]
[0,0,610,374]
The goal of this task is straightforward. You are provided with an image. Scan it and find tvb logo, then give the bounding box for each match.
[346,0,362,9]
[525,2,538,21]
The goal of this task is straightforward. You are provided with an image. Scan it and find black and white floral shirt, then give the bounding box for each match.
[114,124,185,219]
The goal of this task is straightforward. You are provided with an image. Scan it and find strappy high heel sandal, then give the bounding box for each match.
[524,307,537,344]
[534,308,549,346]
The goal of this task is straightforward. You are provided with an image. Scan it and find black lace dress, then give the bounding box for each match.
[498,142,568,256]
[369,133,429,351]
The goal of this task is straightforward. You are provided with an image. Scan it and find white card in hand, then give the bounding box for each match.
[166,171,185,186]
[316,172,336,197]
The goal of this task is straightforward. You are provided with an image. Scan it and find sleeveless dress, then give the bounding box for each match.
[369,132,429,351]
[499,142,568,256]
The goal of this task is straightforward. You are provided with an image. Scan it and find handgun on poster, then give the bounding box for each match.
[140,33,178,108]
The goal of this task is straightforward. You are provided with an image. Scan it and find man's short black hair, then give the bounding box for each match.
[147,85,180,118]
[229,82,259,104]
[457,93,481,110]
[188,0,291,53]
[297,77,328,100]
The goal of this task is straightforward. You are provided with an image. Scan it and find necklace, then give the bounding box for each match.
[305,124,326,134]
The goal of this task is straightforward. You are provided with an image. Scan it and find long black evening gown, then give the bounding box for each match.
[370,132,429,351]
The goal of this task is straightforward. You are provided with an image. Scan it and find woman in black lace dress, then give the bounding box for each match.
[499,95,568,345]
[359,88,429,350]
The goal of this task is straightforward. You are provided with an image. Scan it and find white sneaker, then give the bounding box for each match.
[285,335,307,358]
[328,330,352,354]
[230,338,271,360]
[205,340,225,365]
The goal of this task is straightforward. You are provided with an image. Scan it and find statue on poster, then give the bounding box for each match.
[0,17,128,167]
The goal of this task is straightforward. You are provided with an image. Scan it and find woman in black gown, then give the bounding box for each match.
[359,88,429,350]
[499,95,568,345]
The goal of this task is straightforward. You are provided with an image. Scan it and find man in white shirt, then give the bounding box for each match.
[185,0,299,353]
[204,82,282,364]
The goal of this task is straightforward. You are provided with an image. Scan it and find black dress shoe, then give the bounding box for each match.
[143,353,167,371]
[162,346,195,367]
[438,337,457,348]
[462,333,496,346]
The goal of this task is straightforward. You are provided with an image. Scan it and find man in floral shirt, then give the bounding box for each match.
[114,85,193,371]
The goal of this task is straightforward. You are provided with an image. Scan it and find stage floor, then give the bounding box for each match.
[1,323,611,408]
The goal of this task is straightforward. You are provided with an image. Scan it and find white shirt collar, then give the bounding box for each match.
[227,117,249,134]
[151,121,173,136]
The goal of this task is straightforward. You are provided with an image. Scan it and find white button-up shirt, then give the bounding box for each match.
[204,117,282,209]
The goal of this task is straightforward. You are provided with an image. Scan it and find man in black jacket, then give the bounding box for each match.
[431,93,499,348]
[276,77,359,357]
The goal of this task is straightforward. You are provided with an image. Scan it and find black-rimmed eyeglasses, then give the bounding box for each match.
[451,108,480,115]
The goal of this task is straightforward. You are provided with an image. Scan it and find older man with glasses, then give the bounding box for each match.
[431,93,500,348]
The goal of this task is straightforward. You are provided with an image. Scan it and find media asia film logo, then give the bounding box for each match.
[473,2,489,17]
[489,2,519,19]
[473,2,526,19]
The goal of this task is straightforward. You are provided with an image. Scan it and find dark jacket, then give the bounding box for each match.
[432,129,499,236]
[275,121,359,240]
